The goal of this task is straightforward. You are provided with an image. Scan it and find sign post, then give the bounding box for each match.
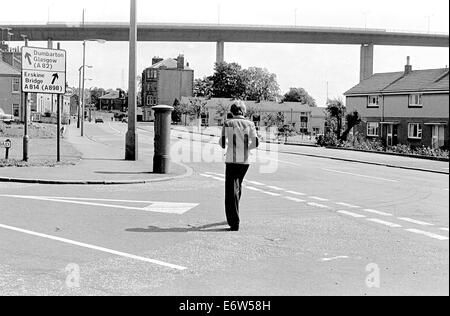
[21,46,66,162]
[1,139,11,160]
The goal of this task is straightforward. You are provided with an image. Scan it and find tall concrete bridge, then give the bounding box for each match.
[1,23,449,81]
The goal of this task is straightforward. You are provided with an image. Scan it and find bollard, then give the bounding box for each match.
[153,105,174,174]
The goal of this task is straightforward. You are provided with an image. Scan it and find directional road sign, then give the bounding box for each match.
[21,46,66,94]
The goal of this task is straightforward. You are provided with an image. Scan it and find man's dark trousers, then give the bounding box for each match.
[225,163,250,229]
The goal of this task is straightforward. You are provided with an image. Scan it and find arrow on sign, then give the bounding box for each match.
[25,52,32,65]
[51,73,59,84]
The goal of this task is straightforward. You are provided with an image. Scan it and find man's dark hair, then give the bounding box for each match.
[230,101,246,116]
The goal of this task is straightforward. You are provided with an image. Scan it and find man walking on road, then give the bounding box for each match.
[220,101,259,231]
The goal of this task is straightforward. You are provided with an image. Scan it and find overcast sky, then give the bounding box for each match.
[2,0,449,106]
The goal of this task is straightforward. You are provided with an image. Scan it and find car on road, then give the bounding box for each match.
[95,118,104,124]
[0,113,14,124]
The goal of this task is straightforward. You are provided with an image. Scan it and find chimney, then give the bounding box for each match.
[177,54,185,70]
[404,56,413,75]
[152,56,163,65]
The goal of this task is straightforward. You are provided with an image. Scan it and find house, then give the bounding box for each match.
[141,55,194,122]
[179,97,326,135]
[0,59,21,120]
[99,89,127,112]
[345,58,449,149]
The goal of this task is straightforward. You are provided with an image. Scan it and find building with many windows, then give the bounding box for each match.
[141,55,194,121]
[179,97,326,135]
[345,58,449,149]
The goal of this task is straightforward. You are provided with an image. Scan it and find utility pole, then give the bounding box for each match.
[81,41,86,136]
[125,0,138,160]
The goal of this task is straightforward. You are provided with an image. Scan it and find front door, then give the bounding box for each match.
[432,125,445,149]
[386,124,393,146]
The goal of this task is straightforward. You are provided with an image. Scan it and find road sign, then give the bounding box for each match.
[1,139,11,149]
[21,46,66,94]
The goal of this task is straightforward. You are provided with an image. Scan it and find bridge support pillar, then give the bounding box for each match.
[216,41,225,64]
[360,43,374,82]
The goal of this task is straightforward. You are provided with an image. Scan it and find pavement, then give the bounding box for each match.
[0,123,189,184]
[0,121,448,296]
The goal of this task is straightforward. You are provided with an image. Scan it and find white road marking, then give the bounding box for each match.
[0,223,187,270]
[405,229,449,241]
[367,218,402,228]
[211,177,225,182]
[108,122,124,135]
[0,195,198,215]
[337,210,366,218]
[440,228,449,232]
[285,190,306,196]
[398,217,434,227]
[266,186,284,191]
[320,256,349,262]
[309,196,329,202]
[246,186,263,192]
[284,196,306,203]
[307,202,330,209]
[245,181,266,186]
[335,202,360,209]
[361,209,393,217]
[200,174,213,178]
[322,169,399,183]
[260,191,281,197]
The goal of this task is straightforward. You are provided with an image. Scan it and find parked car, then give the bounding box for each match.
[95,118,104,124]
[0,113,14,124]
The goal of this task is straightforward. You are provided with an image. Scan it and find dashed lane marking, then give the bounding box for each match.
[366,218,402,228]
[308,196,329,202]
[320,256,349,262]
[245,180,266,186]
[0,223,187,270]
[284,196,306,203]
[285,190,306,196]
[398,217,434,227]
[361,209,393,217]
[337,210,366,218]
[322,169,399,183]
[405,229,449,241]
[260,191,281,197]
[266,186,284,191]
[335,202,360,208]
[307,202,330,209]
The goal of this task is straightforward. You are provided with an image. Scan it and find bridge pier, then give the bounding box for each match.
[360,43,374,82]
[216,41,225,64]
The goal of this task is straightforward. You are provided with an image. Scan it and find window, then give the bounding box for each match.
[146,95,157,106]
[366,122,380,137]
[12,78,20,93]
[146,69,158,81]
[367,95,380,108]
[408,123,422,139]
[409,94,422,107]
[12,104,20,117]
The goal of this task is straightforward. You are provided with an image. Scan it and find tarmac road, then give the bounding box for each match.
[0,122,448,296]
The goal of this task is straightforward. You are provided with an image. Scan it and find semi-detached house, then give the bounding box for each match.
[345,58,449,149]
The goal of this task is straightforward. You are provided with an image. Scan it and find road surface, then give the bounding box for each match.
[0,122,448,295]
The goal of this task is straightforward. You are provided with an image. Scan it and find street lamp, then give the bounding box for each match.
[78,65,93,128]
[80,38,106,136]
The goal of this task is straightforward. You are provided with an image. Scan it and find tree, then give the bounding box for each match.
[187,98,208,126]
[326,98,346,141]
[283,87,317,107]
[341,111,362,141]
[194,77,213,98]
[210,62,247,99]
[243,67,280,102]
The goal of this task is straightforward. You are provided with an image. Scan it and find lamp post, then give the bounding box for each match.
[80,39,105,136]
[77,65,92,129]
[125,0,138,161]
